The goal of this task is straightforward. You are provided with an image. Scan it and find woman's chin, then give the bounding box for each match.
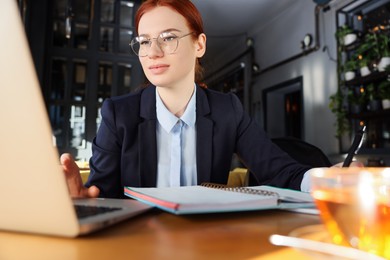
[147,77,172,88]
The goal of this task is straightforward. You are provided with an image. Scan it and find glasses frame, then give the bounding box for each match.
[130,32,195,57]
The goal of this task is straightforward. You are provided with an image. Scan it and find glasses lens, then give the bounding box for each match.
[158,33,179,54]
[130,42,140,56]
[130,37,149,57]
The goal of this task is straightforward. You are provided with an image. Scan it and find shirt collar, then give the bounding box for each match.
[156,85,196,133]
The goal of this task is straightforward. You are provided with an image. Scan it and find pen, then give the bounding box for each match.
[342,125,366,167]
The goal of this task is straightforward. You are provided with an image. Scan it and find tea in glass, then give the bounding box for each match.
[310,168,390,259]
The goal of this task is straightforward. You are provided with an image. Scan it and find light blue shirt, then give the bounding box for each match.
[155,86,197,187]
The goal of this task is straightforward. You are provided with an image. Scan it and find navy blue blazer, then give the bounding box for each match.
[86,85,311,198]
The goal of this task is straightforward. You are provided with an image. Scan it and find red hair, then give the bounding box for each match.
[135,0,206,87]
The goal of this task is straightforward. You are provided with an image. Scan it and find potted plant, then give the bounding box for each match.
[355,32,381,75]
[377,33,390,71]
[343,58,358,81]
[329,89,350,138]
[358,57,371,77]
[335,25,357,46]
[378,79,390,109]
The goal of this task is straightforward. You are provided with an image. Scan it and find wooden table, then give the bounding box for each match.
[0,209,320,260]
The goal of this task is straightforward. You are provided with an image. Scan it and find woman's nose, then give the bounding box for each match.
[147,40,164,58]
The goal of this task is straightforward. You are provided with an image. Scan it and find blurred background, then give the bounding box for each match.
[17,0,390,166]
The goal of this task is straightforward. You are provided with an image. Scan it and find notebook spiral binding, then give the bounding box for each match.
[201,183,280,199]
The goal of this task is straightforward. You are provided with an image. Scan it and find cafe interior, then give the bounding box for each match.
[19,0,390,168]
[2,0,389,258]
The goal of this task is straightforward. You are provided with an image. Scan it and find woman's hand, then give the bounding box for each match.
[60,153,100,198]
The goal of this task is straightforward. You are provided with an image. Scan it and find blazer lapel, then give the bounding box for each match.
[139,86,158,187]
[196,86,213,184]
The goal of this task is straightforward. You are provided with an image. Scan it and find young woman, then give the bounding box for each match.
[61,0,350,199]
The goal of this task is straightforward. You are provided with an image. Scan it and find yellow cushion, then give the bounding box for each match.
[76,161,90,184]
[79,170,90,184]
[227,167,248,187]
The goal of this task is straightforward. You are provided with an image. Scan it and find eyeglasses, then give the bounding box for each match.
[130,32,194,57]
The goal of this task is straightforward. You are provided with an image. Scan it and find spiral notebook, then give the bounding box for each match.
[124,183,314,215]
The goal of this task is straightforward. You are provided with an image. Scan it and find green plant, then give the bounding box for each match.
[329,89,350,138]
[357,33,381,61]
[335,25,354,45]
[378,80,390,100]
[343,58,358,72]
[358,57,369,68]
[347,89,366,105]
[378,33,390,57]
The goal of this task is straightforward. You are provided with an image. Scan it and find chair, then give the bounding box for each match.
[243,137,332,186]
[271,137,331,167]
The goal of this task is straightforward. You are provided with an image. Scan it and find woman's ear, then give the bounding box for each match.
[195,33,206,58]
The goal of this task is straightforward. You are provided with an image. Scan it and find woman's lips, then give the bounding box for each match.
[149,64,169,74]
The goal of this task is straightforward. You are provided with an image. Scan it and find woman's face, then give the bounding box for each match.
[137,6,206,88]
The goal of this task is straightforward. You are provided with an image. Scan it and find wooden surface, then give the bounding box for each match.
[0,209,320,260]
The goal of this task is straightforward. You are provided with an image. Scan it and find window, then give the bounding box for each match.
[45,0,142,160]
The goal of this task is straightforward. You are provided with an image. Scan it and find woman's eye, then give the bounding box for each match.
[140,40,151,45]
[161,34,177,42]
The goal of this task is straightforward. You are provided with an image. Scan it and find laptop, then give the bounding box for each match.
[0,0,151,237]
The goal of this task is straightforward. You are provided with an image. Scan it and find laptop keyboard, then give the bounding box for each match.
[75,205,121,219]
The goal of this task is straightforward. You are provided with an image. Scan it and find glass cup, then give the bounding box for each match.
[310,167,390,259]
